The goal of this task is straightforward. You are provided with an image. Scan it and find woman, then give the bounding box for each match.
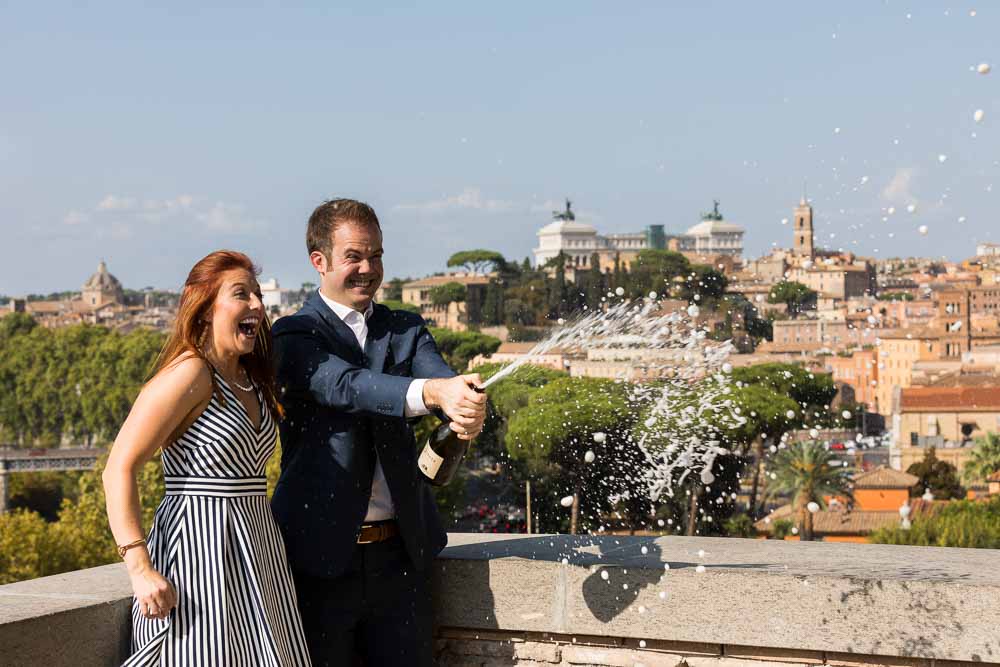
[104,250,311,666]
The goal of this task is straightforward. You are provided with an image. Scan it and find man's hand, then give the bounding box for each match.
[423,374,487,440]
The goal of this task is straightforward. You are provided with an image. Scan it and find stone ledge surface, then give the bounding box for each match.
[432,534,1000,662]
[1,534,999,665]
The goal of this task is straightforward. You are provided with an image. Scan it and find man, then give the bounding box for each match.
[271,198,486,666]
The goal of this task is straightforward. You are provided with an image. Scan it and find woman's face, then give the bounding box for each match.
[207,268,264,358]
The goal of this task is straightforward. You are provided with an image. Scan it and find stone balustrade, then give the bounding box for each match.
[2,534,999,666]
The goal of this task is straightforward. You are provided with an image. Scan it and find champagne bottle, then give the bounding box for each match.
[418,387,485,486]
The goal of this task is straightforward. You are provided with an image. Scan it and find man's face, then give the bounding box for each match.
[311,221,384,311]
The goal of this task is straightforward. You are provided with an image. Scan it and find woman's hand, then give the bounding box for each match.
[130,566,177,620]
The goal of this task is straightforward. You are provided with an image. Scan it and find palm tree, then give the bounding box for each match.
[765,441,854,541]
[963,432,1000,486]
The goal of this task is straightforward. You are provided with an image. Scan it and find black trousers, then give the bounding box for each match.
[293,536,433,667]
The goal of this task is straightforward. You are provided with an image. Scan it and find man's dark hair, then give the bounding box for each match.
[306,198,381,260]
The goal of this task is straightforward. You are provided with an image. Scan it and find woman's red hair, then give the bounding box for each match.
[150,250,281,419]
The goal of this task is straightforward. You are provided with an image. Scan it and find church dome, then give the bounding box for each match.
[83,261,123,291]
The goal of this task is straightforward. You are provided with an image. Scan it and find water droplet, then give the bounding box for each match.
[592,432,606,444]
[600,570,609,581]
[919,225,929,235]
[938,154,948,163]
[560,495,574,507]
[907,204,917,213]
[807,501,820,513]
[974,109,985,123]
[842,410,852,419]
[695,565,707,573]
[641,546,649,555]
[584,450,596,463]
[686,304,700,318]
[615,287,625,296]
[978,63,992,75]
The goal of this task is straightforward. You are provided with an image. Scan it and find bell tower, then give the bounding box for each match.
[793,197,814,258]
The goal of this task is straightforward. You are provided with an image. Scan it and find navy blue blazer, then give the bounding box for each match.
[270,292,455,579]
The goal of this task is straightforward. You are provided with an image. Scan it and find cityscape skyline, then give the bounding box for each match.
[2,2,998,294]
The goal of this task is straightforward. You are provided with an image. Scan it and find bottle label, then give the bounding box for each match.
[418,444,445,479]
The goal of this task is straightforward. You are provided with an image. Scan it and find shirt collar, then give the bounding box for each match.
[318,289,373,324]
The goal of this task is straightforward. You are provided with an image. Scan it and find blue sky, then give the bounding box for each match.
[1,2,997,295]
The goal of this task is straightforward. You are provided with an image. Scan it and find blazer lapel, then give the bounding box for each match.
[363,305,391,372]
[305,292,364,363]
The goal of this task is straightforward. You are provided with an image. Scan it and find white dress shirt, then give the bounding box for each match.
[318,289,430,521]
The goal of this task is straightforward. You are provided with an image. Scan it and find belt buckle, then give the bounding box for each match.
[357,524,377,545]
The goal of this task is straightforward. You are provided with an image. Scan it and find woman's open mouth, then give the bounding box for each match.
[237,316,259,339]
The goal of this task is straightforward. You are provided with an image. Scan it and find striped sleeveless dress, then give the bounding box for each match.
[124,371,311,666]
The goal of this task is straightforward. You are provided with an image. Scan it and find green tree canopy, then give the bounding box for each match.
[679,265,729,302]
[379,299,420,314]
[871,496,1000,549]
[765,440,853,541]
[428,328,500,371]
[963,432,1000,485]
[0,321,164,446]
[628,250,691,298]
[506,376,646,533]
[381,278,405,301]
[729,363,837,412]
[429,282,467,306]
[767,281,816,318]
[447,249,506,275]
[906,447,965,500]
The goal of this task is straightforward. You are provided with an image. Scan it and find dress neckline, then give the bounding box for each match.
[213,369,264,435]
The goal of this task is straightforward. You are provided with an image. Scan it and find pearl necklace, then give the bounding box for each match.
[231,376,254,392]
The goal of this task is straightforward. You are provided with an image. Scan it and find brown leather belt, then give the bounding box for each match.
[357,521,399,544]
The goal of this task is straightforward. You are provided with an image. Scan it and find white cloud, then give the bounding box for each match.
[63,210,89,226]
[196,201,266,233]
[394,187,514,213]
[96,194,137,211]
[881,168,919,204]
[61,194,267,237]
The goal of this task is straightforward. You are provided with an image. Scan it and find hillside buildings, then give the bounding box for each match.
[401,273,491,332]
[6,261,174,330]
[532,200,745,272]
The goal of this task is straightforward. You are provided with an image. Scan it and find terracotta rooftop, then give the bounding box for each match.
[877,327,940,340]
[755,497,938,536]
[898,386,1000,411]
[494,342,550,355]
[404,274,492,288]
[853,466,920,489]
